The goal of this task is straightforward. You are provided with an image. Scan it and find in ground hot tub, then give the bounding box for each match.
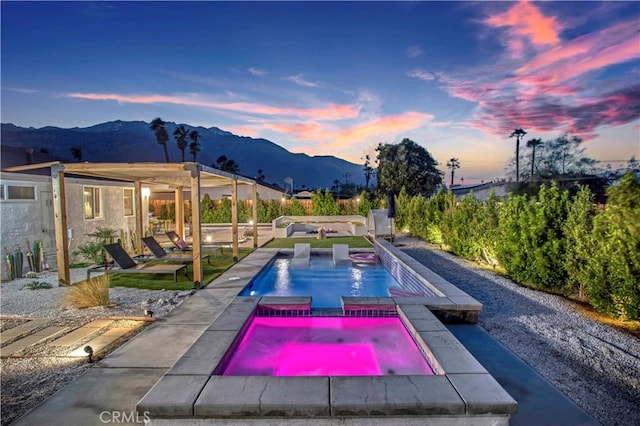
[216,316,434,376]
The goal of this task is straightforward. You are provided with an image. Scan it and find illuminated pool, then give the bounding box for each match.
[217,316,434,376]
[239,256,402,308]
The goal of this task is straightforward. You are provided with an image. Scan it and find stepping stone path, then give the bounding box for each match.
[1,319,143,358]
[1,326,68,357]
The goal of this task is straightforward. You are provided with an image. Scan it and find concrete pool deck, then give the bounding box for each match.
[11,246,597,426]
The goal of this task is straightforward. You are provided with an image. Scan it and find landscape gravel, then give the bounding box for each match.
[398,236,640,426]
[0,269,191,425]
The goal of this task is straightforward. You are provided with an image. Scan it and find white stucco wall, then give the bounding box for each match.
[1,172,150,278]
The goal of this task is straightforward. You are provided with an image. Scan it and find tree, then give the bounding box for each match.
[173,125,189,162]
[526,138,543,180]
[214,155,240,173]
[71,147,82,162]
[150,117,170,163]
[509,128,527,182]
[446,158,460,187]
[363,154,374,190]
[376,138,443,196]
[256,169,266,182]
[188,130,200,162]
[538,134,597,177]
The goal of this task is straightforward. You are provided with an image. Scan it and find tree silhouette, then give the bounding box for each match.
[188,130,200,162]
[509,128,527,182]
[173,125,189,162]
[363,154,374,189]
[256,169,266,182]
[215,155,240,173]
[70,147,82,162]
[526,138,543,180]
[446,158,460,187]
[150,117,170,163]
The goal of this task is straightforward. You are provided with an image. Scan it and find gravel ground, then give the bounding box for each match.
[0,268,191,426]
[397,236,640,426]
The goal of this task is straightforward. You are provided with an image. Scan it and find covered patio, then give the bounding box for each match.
[3,162,259,286]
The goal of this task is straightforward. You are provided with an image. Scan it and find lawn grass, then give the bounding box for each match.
[263,236,372,249]
[85,248,254,291]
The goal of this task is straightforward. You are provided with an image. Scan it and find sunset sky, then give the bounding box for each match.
[2,1,638,184]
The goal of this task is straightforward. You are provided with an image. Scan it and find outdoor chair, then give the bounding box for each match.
[166,231,192,251]
[332,244,351,266]
[291,243,311,267]
[142,237,211,265]
[103,243,188,282]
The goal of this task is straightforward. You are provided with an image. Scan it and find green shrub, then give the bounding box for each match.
[21,280,52,290]
[312,190,340,215]
[579,173,640,319]
[441,192,482,260]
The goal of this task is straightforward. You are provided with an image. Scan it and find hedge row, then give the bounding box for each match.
[395,173,640,320]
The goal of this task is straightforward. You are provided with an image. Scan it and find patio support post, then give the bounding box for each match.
[231,178,239,262]
[187,166,203,285]
[175,186,184,237]
[134,181,144,254]
[51,165,70,286]
[252,183,258,249]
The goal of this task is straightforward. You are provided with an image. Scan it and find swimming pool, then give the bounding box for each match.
[239,256,402,308]
[217,316,435,376]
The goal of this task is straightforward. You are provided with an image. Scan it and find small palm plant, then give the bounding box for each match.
[72,227,119,266]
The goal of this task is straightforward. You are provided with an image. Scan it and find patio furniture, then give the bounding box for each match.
[291,243,310,267]
[103,243,188,282]
[142,237,211,265]
[332,244,351,266]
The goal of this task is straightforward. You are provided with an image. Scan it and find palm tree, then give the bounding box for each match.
[150,117,170,163]
[173,125,189,162]
[446,158,460,187]
[188,130,200,162]
[215,155,240,173]
[526,138,543,180]
[70,147,82,162]
[363,154,374,190]
[256,169,265,182]
[509,128,527,182]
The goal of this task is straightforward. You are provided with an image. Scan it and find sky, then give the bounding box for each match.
[1,1,639,184]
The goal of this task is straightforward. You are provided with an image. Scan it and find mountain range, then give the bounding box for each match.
[1,121,369,190]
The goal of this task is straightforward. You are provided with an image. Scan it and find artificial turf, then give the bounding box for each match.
[263,236,372,249]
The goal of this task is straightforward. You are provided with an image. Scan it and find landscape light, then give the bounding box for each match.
[144,309,154,318]
[84,345,94,363]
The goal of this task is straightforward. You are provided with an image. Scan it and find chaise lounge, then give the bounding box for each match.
[142,237,211,265]
[103,243,188,282]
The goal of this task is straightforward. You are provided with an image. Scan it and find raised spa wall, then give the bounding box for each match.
[137,296,516,424]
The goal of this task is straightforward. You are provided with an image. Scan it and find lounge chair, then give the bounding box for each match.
[142,237,211,265]
[166,231,192,251]
[332,244,351,266]
[291,243,310,267]
[103,243,188,282]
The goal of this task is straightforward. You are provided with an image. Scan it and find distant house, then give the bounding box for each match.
[449,181,508,201]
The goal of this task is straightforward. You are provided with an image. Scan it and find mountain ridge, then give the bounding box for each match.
[1,121,368,189]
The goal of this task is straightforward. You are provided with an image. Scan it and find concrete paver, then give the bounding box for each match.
[68,326,138,357]
[50,319,113,346]
[1,326,68,356]
[0,319,47,341]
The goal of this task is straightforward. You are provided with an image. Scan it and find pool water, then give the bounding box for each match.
[218,316,434,376]
[239,257,401,308]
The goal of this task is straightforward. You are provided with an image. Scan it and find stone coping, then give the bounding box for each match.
[375,239,482,323]
[137,297,516,422]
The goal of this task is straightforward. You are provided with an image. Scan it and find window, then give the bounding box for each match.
[83,186,102,219]
[123,188,134,216]
[0,184,36,201]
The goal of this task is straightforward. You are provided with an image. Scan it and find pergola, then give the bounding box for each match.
[3,162,259,286]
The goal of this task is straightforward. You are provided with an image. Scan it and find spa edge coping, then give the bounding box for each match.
[137,297,517,420]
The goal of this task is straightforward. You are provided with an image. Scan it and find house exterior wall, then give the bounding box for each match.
[1,172,149,279]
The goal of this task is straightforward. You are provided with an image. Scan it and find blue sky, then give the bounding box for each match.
[2,1,639,183]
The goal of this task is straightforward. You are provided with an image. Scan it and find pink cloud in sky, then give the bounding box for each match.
[407,69,435,81]
[439,2,639,140]
[285,73,320,88]
[66,92,359,121]
[484,0,561,49]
